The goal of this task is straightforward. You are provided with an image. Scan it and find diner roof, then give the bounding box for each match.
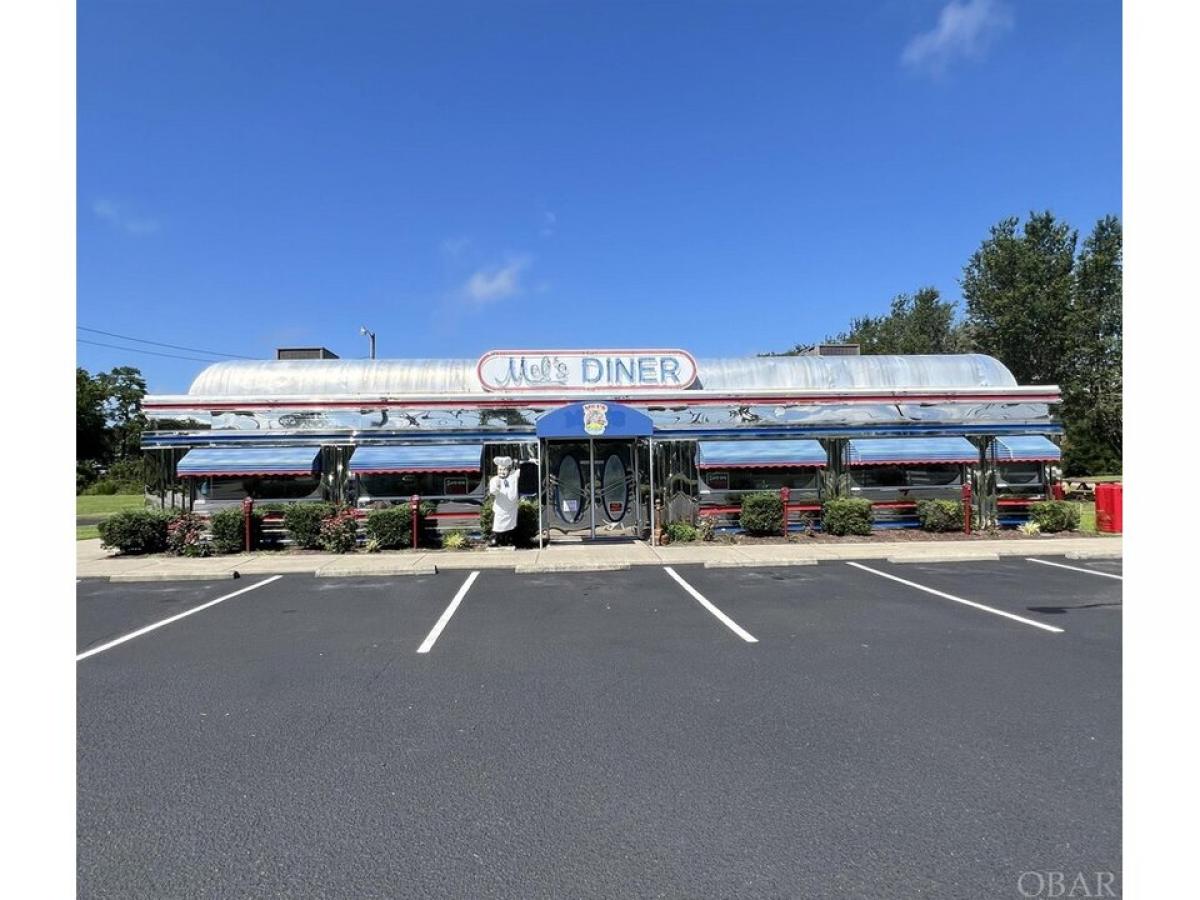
[186,354,1020,398]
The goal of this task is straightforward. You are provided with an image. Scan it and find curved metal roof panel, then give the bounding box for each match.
[187,354,1018,397]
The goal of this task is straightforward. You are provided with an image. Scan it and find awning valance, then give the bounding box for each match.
[696,439,826,469]
[177,446,321,477]
[994,436,1061,462]
[349,444,483,475]
[846,437,977,466]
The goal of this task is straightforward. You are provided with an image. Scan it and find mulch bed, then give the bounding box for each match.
[706,530,1104,546]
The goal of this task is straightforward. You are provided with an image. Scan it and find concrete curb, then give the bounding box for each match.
[1065,551,1123,561]
[315,565,439,577]
[109,572,238,583]
[514,563,631,574]
[703,559,817,569]
[887,553,1001,564]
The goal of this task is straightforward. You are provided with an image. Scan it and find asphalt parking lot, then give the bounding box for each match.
[77,556,1122,898]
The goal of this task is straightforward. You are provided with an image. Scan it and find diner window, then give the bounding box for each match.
[998,463,1043,486]
[727,470,820,491]
[850,466,907,488]
[705,471,730,490]
[443,476,469,495]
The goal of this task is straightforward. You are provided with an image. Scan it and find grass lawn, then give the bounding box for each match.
[1076,501,1097,534]
[76,494,144,517]
[76,493,144,541]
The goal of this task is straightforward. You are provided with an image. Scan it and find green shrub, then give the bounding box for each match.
[916,499,964,533]
[822,498,873,536]
[166,513,211,557]
[319,508,361,553]
[208,506,262,553]
[97,509,171,554]
[665,521,699,543]
[363,502,437,549]
[77,460,100,494]
[479,495,540,547]
[739,492,784,536]
[105,457,148,492]
[441,530,469,551]
[283,502,335,549]
[1030,500,1080,533]
[1018,521,1042,536]
[83,480,120,495]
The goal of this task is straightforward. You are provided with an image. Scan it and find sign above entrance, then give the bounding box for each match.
[536,402,654,439]
[477,349,698,392]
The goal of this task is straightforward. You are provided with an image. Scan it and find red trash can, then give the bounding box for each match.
[1095,483,1113,533]
[1108,483,1122,534]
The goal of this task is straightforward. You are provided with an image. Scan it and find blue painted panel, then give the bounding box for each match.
[535,402,654,438]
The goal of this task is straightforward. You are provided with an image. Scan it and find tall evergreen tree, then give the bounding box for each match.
[1064,216,1122,473]
[960,211,1078,386]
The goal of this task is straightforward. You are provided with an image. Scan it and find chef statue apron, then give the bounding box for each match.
[488,456,520,545]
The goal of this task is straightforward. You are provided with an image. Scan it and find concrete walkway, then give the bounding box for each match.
[76,535,1123,582]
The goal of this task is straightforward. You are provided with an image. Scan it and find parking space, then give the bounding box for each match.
[78,557,1121,898]
[76,577,259,656]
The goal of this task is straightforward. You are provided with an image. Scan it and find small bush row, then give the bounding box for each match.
[97,502,465,555]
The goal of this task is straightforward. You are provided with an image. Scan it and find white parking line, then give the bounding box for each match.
[663,566,758,643]
[76,575,283,661]
[1026,557,1123,580]
[417,570,479,654]
[846,562,1064,634]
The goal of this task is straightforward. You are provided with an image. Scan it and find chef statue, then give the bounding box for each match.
[487,456,521,546]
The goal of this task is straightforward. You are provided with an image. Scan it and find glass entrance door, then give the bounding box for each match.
[546,440,641,536]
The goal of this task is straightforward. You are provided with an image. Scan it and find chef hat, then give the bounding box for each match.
[493,456,514,470]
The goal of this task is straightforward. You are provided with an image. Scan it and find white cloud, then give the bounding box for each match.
[901,0,1013,74]
[462,256,532,304]
[92,198,161,235]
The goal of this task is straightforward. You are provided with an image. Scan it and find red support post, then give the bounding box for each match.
[410,494,420,550]
[780,486,791,537]
[961,482,972,535]
[1051,480,1065,501]
[242,497,254,552]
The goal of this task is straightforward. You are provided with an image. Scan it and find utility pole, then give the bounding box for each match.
[359,325,376,359]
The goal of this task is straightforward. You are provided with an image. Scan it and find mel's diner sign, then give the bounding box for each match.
[477,349,698,392]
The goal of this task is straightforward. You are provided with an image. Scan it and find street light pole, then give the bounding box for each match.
[359,326,376,359]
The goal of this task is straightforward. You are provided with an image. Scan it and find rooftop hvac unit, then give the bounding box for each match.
[807,344,861,356]
[276,347,339,360]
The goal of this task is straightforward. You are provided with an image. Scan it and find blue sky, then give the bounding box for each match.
[78,0,1121,393]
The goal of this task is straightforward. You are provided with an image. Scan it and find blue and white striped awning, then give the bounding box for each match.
[994,435,1061,462]
[177,446,321,477]
[696,439,827,469]
[349,444,483,474]
[846,437,977,466]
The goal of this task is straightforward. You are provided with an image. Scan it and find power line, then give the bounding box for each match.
[77,326,255,359]
[76,338,226,363]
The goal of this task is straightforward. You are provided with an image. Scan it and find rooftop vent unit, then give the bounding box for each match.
[276,347,339,360]
[806,344,861,357]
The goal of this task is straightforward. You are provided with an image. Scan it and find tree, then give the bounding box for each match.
[75,365,149,465]
[1062,216,1122,473]
[961,211,1078,386]
[961,211,1121,475]
[76,368,107,463]
[831,287,969,354]
[96,366,148,461]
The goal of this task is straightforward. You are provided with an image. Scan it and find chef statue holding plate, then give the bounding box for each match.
[488,456,520,546]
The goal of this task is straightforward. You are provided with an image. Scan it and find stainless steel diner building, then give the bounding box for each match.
[140,348,1063,540]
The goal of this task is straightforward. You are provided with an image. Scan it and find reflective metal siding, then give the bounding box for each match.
[187,354,1017,397]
